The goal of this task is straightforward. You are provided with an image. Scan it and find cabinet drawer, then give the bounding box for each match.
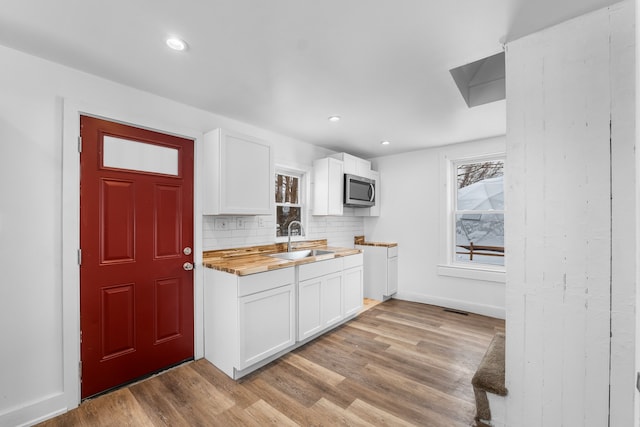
[299,258,343,281]
[388,246,398,258]
[343,253,363,269]
[238,267,295,297]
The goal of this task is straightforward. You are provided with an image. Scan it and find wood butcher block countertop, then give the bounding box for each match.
[353,235,398,248]
[202,239,361,276]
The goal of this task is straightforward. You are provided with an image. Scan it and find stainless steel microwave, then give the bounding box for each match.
[344,174,375,207]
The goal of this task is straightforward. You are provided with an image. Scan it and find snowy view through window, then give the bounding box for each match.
[455,160,504,266]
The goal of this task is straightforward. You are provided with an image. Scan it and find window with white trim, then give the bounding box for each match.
[452,158,504,267]
[275,169,305,238]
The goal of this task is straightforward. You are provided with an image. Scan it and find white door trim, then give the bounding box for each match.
[61,98,204,410]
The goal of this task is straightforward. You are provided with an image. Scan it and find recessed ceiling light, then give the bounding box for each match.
[381,140,391,145]
[166,37,188,51]
[328,116,341,122]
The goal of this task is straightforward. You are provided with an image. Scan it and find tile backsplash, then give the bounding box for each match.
[202,213,364,250]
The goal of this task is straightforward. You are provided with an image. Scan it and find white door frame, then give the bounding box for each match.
[61,98,204,410]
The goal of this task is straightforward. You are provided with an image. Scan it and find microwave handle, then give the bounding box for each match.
[368,183,375,202]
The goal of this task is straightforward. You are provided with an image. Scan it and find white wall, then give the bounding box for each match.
[365,136,506,319]
[505,1,635,425]
[0,44,361,426]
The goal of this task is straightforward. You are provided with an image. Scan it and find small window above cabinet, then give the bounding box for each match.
[203,128,274,215]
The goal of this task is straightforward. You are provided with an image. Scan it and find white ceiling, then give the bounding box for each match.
[0,0,620,158]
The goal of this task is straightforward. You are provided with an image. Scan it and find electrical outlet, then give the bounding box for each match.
[236,217,245,229]
[214,218,229,230]
[258,217,265,228]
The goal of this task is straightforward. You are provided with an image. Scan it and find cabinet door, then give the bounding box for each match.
[343,266,363,317]
[312,158,343,216]
[322,272,344,328]
[298,278,323,340]
[238,284,295,370]
[204,129,273,215]
[387,256,398,296]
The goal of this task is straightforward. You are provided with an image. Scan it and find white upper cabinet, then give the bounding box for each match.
[203,128,274,215]
[313,152,381,217]
[331,152,371,176]
[312,157,343,216]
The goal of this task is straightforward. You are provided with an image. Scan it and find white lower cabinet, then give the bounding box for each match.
[204,267,295,379]
[238,284,295,370]
[298,271,344,340]
[297,258,344,341]
[297,254,363,341]
[204,252,364,380]
[355,244,398,300]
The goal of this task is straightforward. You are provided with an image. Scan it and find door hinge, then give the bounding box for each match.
[79,360,82,380]
[77,136,82,153]
[77,249,82,266]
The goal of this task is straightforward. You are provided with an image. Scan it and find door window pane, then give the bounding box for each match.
[103,136,179,176]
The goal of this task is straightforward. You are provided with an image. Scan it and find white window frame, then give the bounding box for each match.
[275,165,309,243]
[437,151,506,283]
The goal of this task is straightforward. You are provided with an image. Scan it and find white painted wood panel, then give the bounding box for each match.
[505,2,634,425]
[607,3,637,425]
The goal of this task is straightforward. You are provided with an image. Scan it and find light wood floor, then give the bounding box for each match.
[38,299,505,427]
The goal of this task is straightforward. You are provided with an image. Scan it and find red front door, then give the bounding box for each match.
[79,116,194,398]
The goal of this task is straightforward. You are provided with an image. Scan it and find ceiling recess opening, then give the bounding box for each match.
[450,51,505,108]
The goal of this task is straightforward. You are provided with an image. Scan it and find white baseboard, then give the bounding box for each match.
[0,392,68,427]
[393,291,506,319]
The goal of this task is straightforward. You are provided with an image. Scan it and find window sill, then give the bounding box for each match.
[437,264,505,284]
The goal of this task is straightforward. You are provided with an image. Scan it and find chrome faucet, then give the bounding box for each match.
[287,220,304,252]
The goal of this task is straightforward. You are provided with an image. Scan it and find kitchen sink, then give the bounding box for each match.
[268,249,334,261]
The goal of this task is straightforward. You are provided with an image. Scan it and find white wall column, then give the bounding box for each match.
[505,1,635,425]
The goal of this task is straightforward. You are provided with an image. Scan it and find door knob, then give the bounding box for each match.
[183,262,194,271]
